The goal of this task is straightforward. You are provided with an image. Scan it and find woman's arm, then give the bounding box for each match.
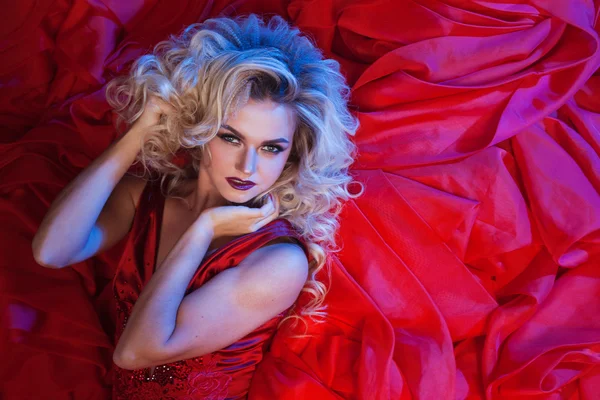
[113,214,214,368]
[113,200,308,370]
[31,128,145,268]
[32,97,172,268]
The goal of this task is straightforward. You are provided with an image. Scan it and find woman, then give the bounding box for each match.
[31,14,360,399]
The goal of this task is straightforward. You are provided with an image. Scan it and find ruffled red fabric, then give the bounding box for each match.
[1,1,599,399]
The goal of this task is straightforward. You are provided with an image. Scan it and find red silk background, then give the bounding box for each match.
[1,1,599,399]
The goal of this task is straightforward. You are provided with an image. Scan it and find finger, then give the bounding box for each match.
[273,195,280,215]
[268,195,279,217]
[149,96,176,115]
[252,208,279,231]
[270,194,279,216]
[256,207,274,224]
[253,196,279,228]
[158,101,176,116]
[258,194,275,217]
[255,204,272,219]
[232,206,266,224]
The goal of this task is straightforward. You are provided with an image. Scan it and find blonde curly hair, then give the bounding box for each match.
[106,14,361,333]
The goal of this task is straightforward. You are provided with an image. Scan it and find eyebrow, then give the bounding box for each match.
[221,124,290,145]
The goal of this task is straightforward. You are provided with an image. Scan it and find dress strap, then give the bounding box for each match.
[130,179,165,244]
[186,218,312,292]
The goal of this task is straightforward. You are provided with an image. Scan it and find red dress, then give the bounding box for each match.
[112,180,310,399]
[2,1,600,399]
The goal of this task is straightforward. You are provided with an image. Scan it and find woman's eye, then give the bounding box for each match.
[219,134,240,144]
[219,134,282,153]
[263,145,283,154]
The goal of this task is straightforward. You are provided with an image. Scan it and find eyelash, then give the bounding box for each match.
[218,134,284,154]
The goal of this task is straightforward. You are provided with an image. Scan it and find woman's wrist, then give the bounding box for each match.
[195,212,216,239]
[124,124,148,142]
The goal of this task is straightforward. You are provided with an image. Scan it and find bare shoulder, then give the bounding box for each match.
[246,237,308,269]
[236,240,309,305]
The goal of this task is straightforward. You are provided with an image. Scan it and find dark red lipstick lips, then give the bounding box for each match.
[226,177,256,191]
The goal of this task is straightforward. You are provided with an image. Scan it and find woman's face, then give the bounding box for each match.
[204,98,296,204]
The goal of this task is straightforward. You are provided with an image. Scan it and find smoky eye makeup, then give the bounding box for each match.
[263,144,285,153]
[217,133,239,144]
[217,133,285,153]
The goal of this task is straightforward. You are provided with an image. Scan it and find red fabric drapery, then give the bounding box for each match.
[1,1,599,399]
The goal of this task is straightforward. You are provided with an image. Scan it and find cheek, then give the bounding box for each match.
[261,156,288,181]
[204,142,233,170]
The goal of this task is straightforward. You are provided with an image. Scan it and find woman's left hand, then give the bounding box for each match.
[199,194,280,238]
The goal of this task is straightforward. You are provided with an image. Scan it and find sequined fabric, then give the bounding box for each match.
[112,180,309,399]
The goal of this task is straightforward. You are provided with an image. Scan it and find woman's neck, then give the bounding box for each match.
[180,168,228,218]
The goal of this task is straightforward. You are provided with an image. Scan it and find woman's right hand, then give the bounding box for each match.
[131,96,176,133]
[199,194,280,238]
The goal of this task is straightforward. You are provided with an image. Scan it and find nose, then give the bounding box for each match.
[237,147,257,176]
